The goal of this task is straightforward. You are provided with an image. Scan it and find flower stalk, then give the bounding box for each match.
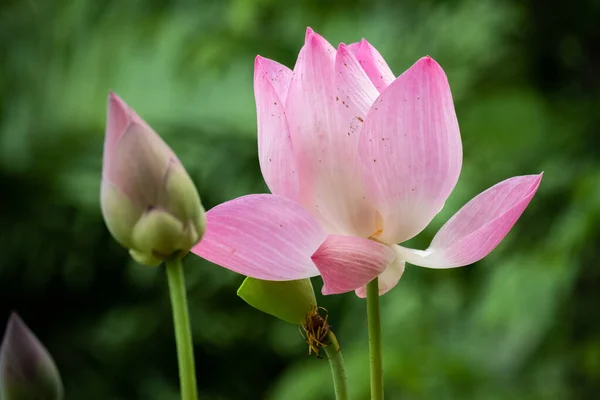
[323,331,349,400]
[166,258,198,400]
[366,278,383,400]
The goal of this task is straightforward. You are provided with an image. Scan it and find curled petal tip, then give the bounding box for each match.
[106,92,131,139]
[414,55,441,69]
[306,31,321,48]
[522,173,543,190]
[7,311,18,323]
[305,27,315,41]
[357,38,372,52]
[254,55,265,67]
[336,42,350,55]
[5,313,25,335]
[108,91,128,112]
[304,28,332,52]
[254,56,264,76]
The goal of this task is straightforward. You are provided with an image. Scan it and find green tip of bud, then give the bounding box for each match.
[100,164,206,268]
[0,313,63,400]
[129,249,163,267]
[128,207,203,267]
[237,278,317,325]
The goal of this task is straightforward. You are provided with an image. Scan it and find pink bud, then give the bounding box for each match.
[101,92,205,266]
[0,313,63,400]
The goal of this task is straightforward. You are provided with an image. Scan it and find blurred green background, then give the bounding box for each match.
[1,0,599,399]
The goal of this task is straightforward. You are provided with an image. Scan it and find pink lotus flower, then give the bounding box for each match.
[192,28,542,296]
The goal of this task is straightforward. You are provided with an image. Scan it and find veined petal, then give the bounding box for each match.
[255,56,293,102]
[103,93,177,207]
[348,39,395,93]
[285,29,336,231]
[103,92,172,176]
[285,29,377,236]
[397,174,542,268]
[336,44,380,120]
[359,56,462,244]
[254,56,300,200]
[355,248,405,298]
[312,235,396,295]
[192,194,324,280]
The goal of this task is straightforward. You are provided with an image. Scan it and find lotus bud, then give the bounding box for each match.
[0,313,63,400]
[101,92,206,266]
[237,278,317,324]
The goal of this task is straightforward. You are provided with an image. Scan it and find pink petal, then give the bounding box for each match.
[192,194,324,280]
[347,39,395,93]
[255,56,293,103]
[254,56,300,200]
[397,174,543,268]
[312,235,396,295]
[103,92,161,167]
[355,249,405,298]
[359,56,462,244]
[102,92,176,205]
[335,44,380,136]
[285,29,377,236]
[104,92,129,161]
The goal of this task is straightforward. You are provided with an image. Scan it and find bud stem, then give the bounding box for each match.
[366,278,384,400]
[166,258,199,400]
[323,331,349,400]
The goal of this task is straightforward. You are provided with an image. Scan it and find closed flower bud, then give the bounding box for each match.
[101,92,206,266]
[0,313,63,400]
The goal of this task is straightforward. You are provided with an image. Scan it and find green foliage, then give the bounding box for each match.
[0,0,599,399]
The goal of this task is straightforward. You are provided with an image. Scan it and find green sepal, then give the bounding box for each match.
[237,278,317,324]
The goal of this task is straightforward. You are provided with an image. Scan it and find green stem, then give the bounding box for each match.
[366,278,384,400]
[166,258,199,400]
[323,331,350,400]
